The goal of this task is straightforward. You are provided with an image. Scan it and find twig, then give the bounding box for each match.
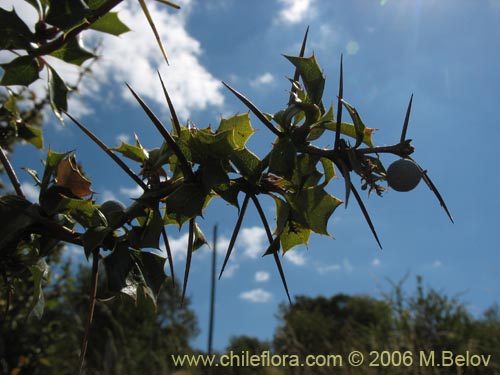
[0,146,25,198]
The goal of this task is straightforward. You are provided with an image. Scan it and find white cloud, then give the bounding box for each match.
[275,0,316,25]
[86,0,224,119]
[284,250,306,266]
[317,263,341,275]
[250,72,275,88]
[164,232,190,261]
[119,185,145,198]
[21,182,39,202]
[346,40,360,55]
[431,260,442,269]
[240,226,267,258]
[371,258,381,267]
[240,288,273,303]
[97,189,119,203]
[255,271,270,282]
[115,133,131,145]
[343,258,353,273]
[1,0,224,120]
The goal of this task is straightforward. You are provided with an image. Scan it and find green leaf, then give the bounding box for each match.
[341,99,367,149]
[230,148,261,183]
[28,259,48,320]
[0,56,40,86]
[165,182,207,225]
[112,142,149,163]
[134,251,167,300]
[82,225,111,258]
[22,168,42,186]
[281,221,311,253]
[0,195,36,250]
[46,0,90,30]
[17,123,44,149]
[86,0,107,9]
[47,66,69,121]
[312,119,376,148]
[269,137,297,180]
[49,37,96,65]
[201,158,230,191]
[284,54,325,107]
[286,186,342,235]
[104,243,134,293]
[213,180,241,208]
[320,157,336,187]
[217,113,255,149]
[129,209,164,249]
[57,196,107,228]
[90,11,131,36]
[0,8,35,50]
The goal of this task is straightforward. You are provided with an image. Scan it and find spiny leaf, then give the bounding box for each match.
[284,53,325,108]
[40,148,72,194]
[28,259,48,320]
[112,141,149,163]
[90,11,130,36]
[0,56,40,86]
[48,65,70,122]
[217,113,255,149]
[165,182,208,225]
[0,8,36,50]
[289,26,309,105]
[219,194,250,279]
[341,98,366,149]
[313,119,376,148]
[222,82,282,137]
[49,37,96,66]
[46,0,90,30]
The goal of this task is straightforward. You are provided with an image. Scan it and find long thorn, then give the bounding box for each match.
[65,112,148,190]
[400,94,414,143]
[126,84,193,179]
[157,71,181,137]
[138,0,169,65]
[410,158,454,223]
[350,181,382,249]
[219,194,250,279]
[222,82,282,137]
[78,249,99,375]
[0,146,24,198]
[162,226,175,288]
[334,55,344,151]
[288,26,310,105]
[250,194,291,304]
[181,218,195,305]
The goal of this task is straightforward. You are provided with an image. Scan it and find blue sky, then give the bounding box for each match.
[3,0,500,351]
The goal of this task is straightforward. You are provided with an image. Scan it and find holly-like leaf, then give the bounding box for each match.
[201,158,230,191]
[286,186,342,235]
[165,182,208,225]
[47,66,69,121]
[281,221,311,253]
[0,8,35,50]
[46,0,90,30]
[112,142,149,163]
[341,99,367,149]
[55,155,93,198]
[90,11,131,36]
[284,54,325,107]
[269,136,297,180]
[193,222,208,251]
[57,196,106,228]
[0,56,40,86]
[134,251,167,301]
[82,225,111,258]
[17,123,44,149]
[312,120,376,148]
[28,259,48,320]
[104,243,134,293]
[229,148,261,184]
[0,195,36,250]
[49,37,96,66]
[129,209,164,249]
[217,113,255,149]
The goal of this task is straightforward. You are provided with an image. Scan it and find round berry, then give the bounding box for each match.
[386,158,422,192]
